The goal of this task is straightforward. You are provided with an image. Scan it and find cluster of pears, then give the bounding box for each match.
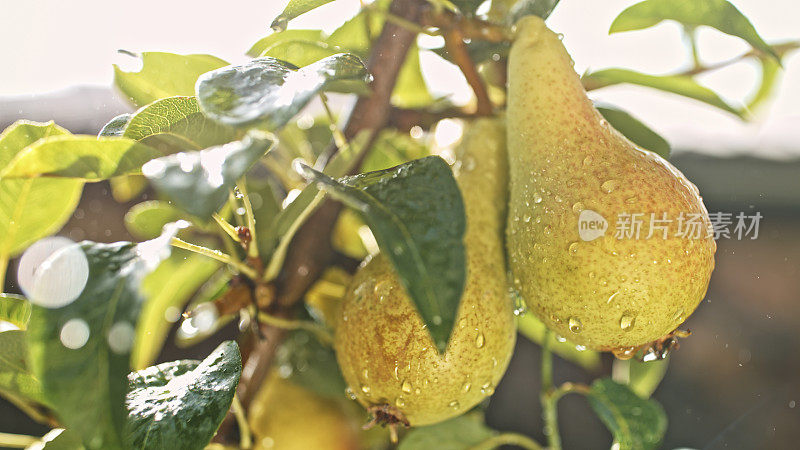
[333,15,715,427]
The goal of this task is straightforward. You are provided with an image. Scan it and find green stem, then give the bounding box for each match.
[541,329,561,450]
[686,26,702,69]
[237,178,260,259]
[0,432,38,448]
[231,395,252,449]
[170,238,258,279]
[257,312,333,346]
[213,213,241,243]
[469,433,543,450]
[263,190,325,282]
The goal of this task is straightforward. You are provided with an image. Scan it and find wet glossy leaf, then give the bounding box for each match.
[582,68,742,116]
[0,122,83,259]
[270,0,335,31]
[196,54,370,129]
[0,330,46,405]
[260,40,341,68]
[507,0,561,24]
[114,52,228,107]
[596,104,671,159]
[587,378,667,450]
[27,230,178,449]
[142,132,276,219]
[133,249,221,369]
[247,29,325,57]
[98,113,132,137]
[0,294,31,330]
[0,135,160,181]
[122,96,240,151]
[610,0,778,61]
[398,414,495,450]
[126,341,241,449]
[297,156,466,352]
[516,311,601,371]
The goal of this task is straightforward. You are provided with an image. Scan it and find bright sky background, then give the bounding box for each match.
[1,0,799,157]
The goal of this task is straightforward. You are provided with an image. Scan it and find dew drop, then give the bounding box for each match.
[462,382,471,392]
[362,369,369,380]
[672,309,685,323]
[572,202,585,213]
[480,382,495,395]
[575,344,586,351]
[555,334,567,343]
[619,313,635,331]
[448,400,460,410]
[583,155,593,166]
[475,332,485,348]
[360,384,371,395]
[533,193,543,204]
[568,242,579,255]
[543,225,552,235]
[458,317,467,328]
[625,196,638,204]
[345,387,357,400]
[601,180,618,194]
[523,214,532,223]
[568,317,582,333]
[612,347,637,360]
[395,397,406,407]
[401,380,413,394]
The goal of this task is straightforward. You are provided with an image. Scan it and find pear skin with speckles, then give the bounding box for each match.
[506,16,716,353]
[334,119,516,426]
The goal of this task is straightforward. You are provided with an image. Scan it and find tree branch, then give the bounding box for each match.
[444,27,493,115]
[221,0,430,440]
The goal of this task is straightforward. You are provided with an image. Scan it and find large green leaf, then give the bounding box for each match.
[0,121,82,258]
[270,0,335,31]
[610,0,778,61]
[582,68,742,116]
[596,104,671,159]
[0,294,31,330]
[122,96,240,151]
[195,54,370,129]
[27,230,178,449]
[516,311,600,371]
[0,330,46,405]
[398,414,495,450]
[125,341,241,449]
[133,249,220,370]
[587,378,668,450]
[296,156,466,352]
[247,29,325,58]
[114,52,229,107]
[1,136,160,181]
[142,132,276,219]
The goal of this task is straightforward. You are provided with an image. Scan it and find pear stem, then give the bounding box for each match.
[540,328,562,450]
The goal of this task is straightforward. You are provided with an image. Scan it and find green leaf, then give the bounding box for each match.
[327,1,388,54]
[270,0,335,31]
[247,29,325,57]
[0,136,160,181]
[142,132,276,219]
[398,414,495,450]
[587,378,668,450]
[114,52,229,107]
[195,54,371,129]
[276,329,346,398]
[27,230,179,449]
[392,45,434,108]
[296,156,466,352]
[126,341,241,449]
[260,185,324,273]
[516,311,601,371]
[0,294,31,330]
[610,0,778,61]
[124,201,186,240]
[507,0,561,24]
[0,121,83,258]
[98,113,132,137]
[582,68,742,116]
[746,56,781,113]
[122,96,240,152]
[260,40,341,68]
[133,249,221,369]
[0,330,46,405]
[360,129,431,173]
[596,104,671,159]
[27,429,84,450]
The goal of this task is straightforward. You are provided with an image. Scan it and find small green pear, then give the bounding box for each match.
[506,16,716,354]
[334,119,516,426]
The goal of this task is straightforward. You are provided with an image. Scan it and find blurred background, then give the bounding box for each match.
[1,0,799,448]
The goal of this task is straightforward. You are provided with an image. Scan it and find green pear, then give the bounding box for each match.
[334,119,516,426]
[506,16,716,354]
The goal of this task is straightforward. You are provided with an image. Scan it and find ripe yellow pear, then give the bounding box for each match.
[334,119,516,426]
[249,372,363,450]
[506,16,716,354]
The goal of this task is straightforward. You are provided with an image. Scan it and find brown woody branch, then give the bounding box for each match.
[218,0,431,441]
[443,27,494,115]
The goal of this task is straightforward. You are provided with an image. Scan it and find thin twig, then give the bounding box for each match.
[237,179,260,260]
[257,312,334,346]
[444,27,493,115]
[170,238,258,279]
[0,432,38,449]
[231,396,252,449]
